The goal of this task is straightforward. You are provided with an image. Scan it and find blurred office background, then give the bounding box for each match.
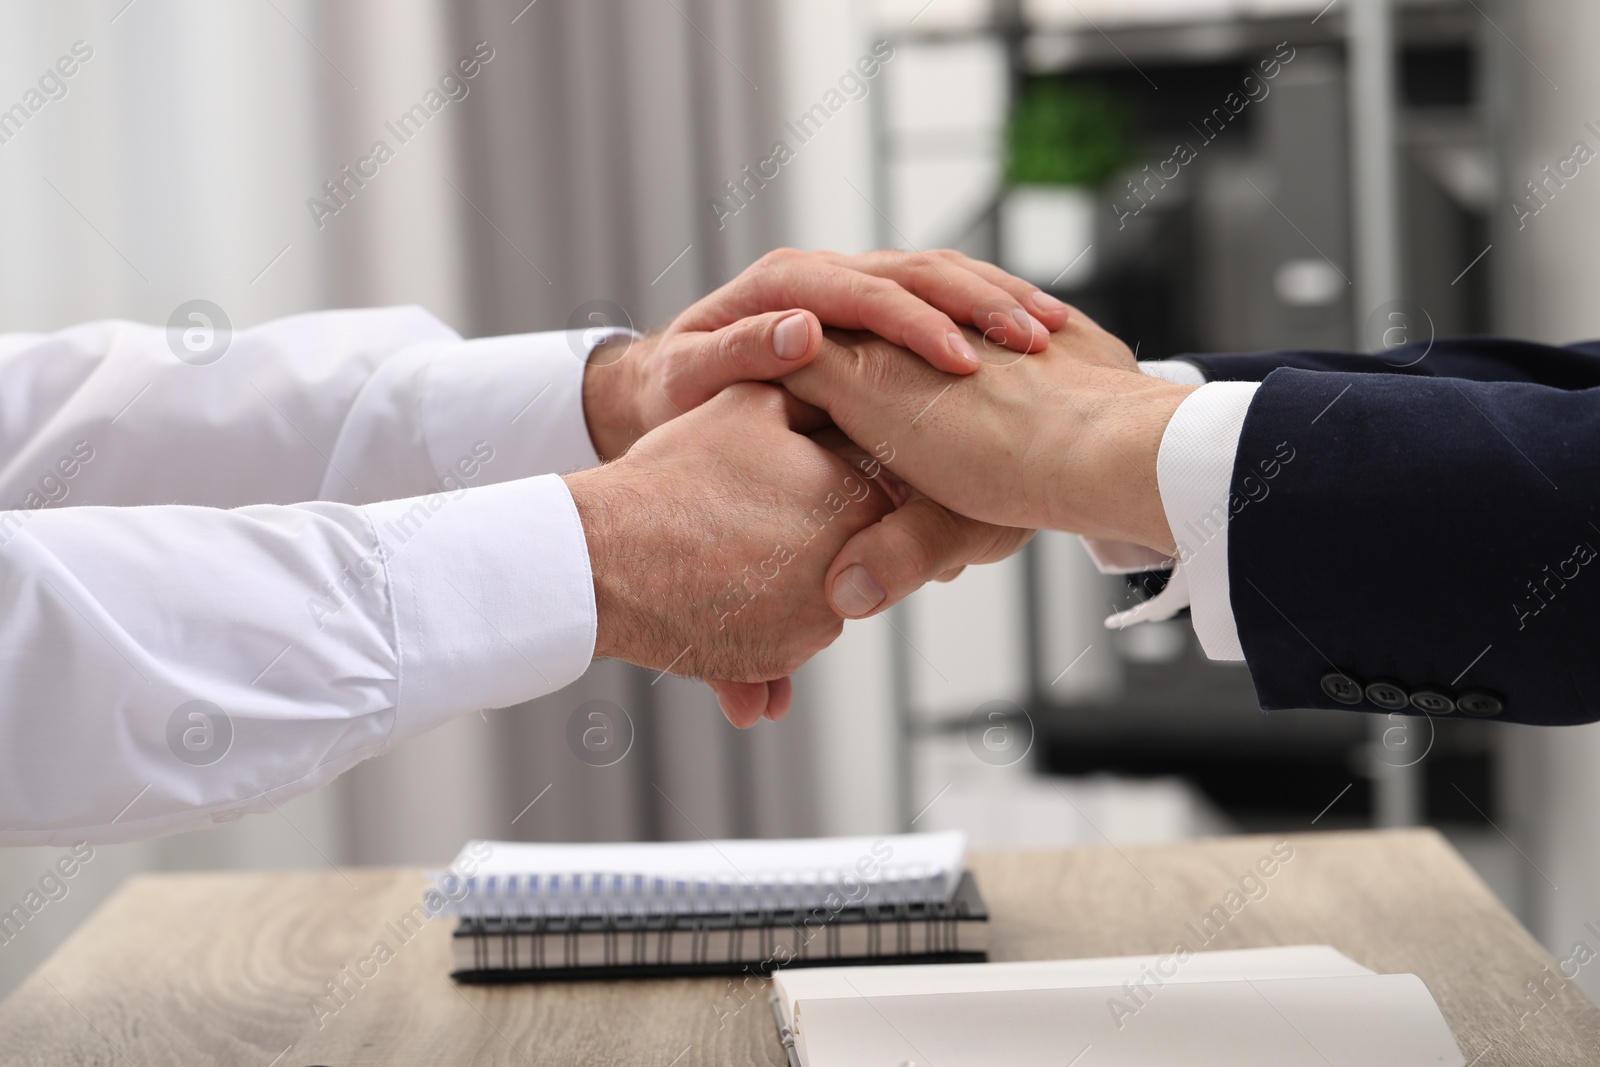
[0,0,1596,1002]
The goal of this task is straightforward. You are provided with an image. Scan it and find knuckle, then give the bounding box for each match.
[708,380,748,410]
[721,379,761,402]
[715,323,756,371]
[901,259,944,293]
[845,270,880,298]
[656,353,692,399]
[879,520,939,584]
[728,379,783,416]
[759,247,803,268]
[853,339,904,392]
[850,272,901,311]
[798,620,843,667]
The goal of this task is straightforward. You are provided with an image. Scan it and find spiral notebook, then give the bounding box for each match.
[437,831,988,982]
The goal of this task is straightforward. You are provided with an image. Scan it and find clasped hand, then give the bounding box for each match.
[563,249,1191,727]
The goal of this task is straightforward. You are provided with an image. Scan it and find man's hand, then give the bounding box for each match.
[806,435,1037,621]
[782,310,1194,619]
[580,248,1071,460]
[564,384,901,727]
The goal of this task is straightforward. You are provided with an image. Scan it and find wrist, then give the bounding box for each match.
[1053,381,1194,554]
[581,333,652,461]
[563,466,632,663]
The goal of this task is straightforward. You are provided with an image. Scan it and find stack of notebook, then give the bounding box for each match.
[436,831,988,982]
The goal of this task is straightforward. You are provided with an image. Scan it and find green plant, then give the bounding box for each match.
[1005,80,1133,188]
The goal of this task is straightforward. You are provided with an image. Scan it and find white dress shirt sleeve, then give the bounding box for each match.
[1086,361,1258,662]
[0,307,609,509]
[0,309,614,844]
[1135,359,1208,388]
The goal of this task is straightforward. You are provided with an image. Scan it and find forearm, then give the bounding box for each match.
[0,309,455,509]
[1045,380,1196,554]
[0,476,595,844]
[1230,369,1600,725]
[1185,336,1600,390]
[0,309,611,511]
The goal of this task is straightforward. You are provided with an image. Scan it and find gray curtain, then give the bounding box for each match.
[331,0,827,860]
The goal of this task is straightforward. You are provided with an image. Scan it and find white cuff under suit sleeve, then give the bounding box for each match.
[1082,360,1258,661]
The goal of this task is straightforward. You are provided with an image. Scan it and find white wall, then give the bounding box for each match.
[0,0,470,999]
[1494,0,1600,1003]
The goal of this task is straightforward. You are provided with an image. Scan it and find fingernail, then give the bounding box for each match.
[1011,307,1046,337]
[947,331,980,365]
[1032,290,1067,313]
[773,313,810,360]
[833,564,888,618]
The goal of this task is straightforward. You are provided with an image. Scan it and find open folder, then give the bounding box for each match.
[770,945,1465,1067]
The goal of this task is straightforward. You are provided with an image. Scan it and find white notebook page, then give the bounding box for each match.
[441,831,966,915]
[773,944,1374,1032]
[795,974,1465,1067]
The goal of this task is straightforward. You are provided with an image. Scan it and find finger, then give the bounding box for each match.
[825,498,1035,619]
[807,426,913,508]
[826,248,1068,338]
[709,679,770,729]
[663,310,822,411]
[782,390,832,435]
[819,250,1053,354]
[927,250,1074,331]
[716,379,832,437]
[764,676,794,721]
[692,259,984,376]
[780,334,892,418]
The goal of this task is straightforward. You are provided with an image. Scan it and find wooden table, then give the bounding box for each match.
[1,829,1596,1065]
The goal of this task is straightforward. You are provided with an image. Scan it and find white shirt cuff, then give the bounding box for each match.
[422,330,607,482]
[368,474,596,741]
[1137,359,1208,387]
[1081,538,1174,574]
[1157,381,1260,660]
[326,328,634,505]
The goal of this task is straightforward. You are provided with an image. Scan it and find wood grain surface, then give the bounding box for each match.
[0,829,1595,1065]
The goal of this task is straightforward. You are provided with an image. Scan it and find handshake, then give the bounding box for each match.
[563,249,1196,727]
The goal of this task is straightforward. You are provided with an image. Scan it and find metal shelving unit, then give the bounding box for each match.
[876,0,1498,836]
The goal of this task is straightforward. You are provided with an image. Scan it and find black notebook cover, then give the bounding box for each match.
[451,869,989,983]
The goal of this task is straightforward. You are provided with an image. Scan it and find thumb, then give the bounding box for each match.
[668,310,821,408]
[825,498,1034,619]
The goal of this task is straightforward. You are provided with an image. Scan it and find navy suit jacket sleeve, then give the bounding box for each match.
[1169,336,1600,726]
[1179,336,1600,388]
